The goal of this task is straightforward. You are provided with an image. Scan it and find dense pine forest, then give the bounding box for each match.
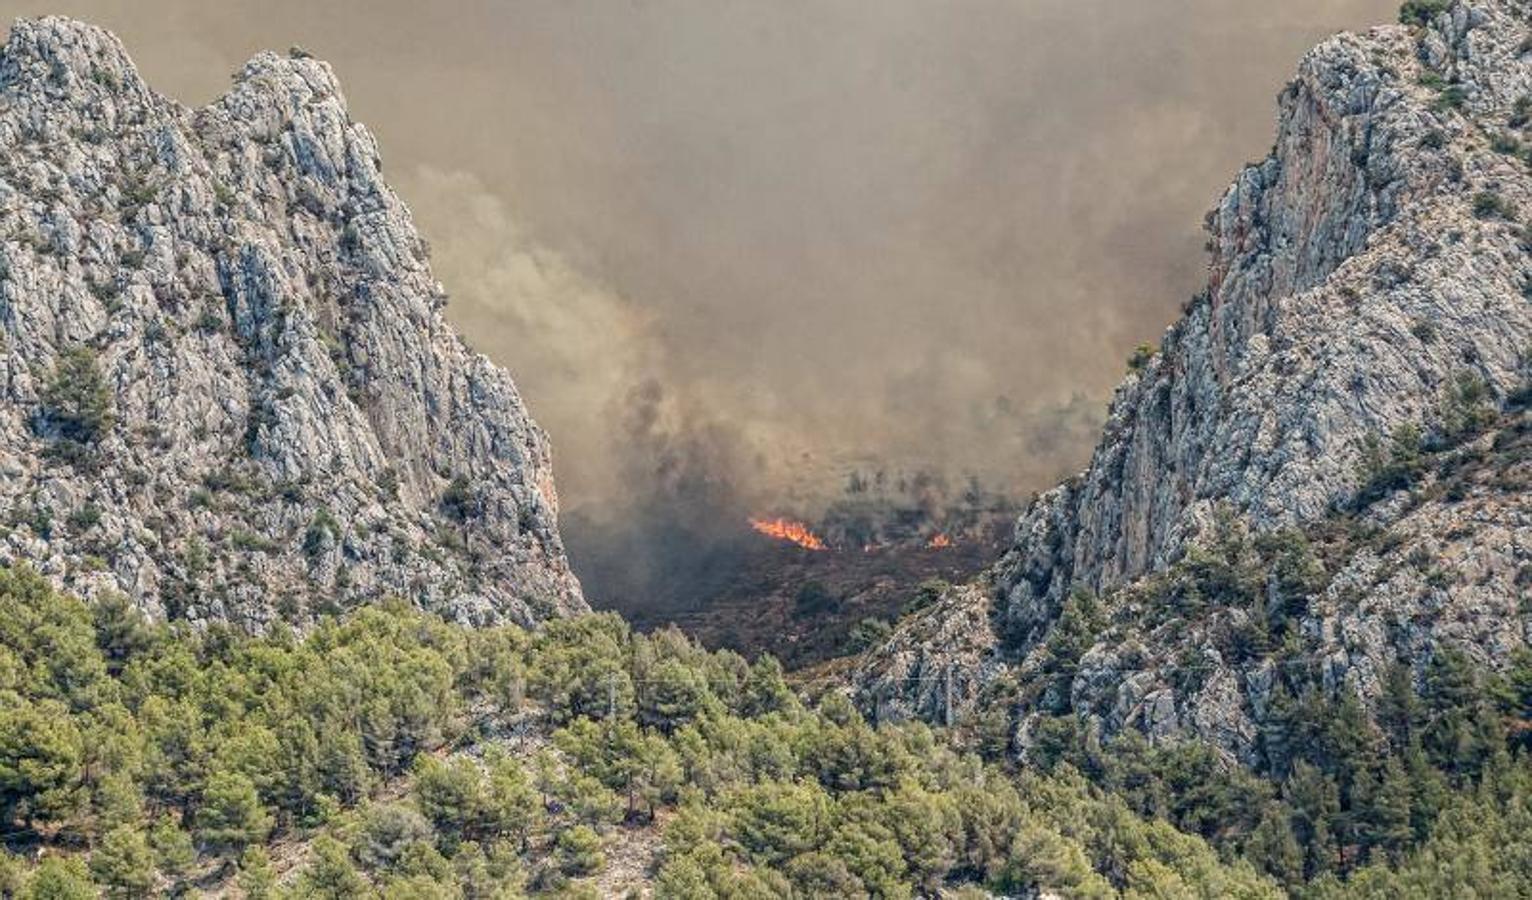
[0,563,1530,897]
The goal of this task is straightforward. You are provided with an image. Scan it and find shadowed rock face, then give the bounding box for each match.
[855,0,1532,759]
[0,17,585,628]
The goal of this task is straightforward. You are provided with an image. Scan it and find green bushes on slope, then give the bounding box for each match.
[0,563,1529,896]
[0,566,1280,897]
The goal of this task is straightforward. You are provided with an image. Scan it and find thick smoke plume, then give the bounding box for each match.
[0,0,1400,612]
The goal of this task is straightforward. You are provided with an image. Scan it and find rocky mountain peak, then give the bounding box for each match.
[0,17,155,110]
[855,0,1532,760]
[0,16,586,628]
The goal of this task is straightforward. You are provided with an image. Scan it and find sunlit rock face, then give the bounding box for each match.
[856,0,1532,763]
[0,17,586,628]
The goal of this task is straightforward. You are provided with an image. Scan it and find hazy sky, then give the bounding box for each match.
[0,1,1399,521]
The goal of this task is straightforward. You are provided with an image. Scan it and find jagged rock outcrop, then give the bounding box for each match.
[855,0,1532,762]
[0,18,586,628]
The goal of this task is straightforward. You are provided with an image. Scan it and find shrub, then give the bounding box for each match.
[847,618,893,653]
[794,581,840,616]
[441,476,478,522]
[1434,85,1468,112]
[905,578,950,615]
[41,348,114,445]
[1355,424,1425,508]
[230,531,277,554]
[556,825,604,876]
[1511,95,1532,129]
[377,467,401,501]
[353,804,434,871]
[1472,191,1515,220]
[304,508,340,557]
[1127,343,1156,373]
[1491,132,1523,155]
[195,309,224,332]
[1398,0,1450,27]
[1440,370,1495,441]
[66,504,100,533]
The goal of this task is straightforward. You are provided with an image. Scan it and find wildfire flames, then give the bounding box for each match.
[748,518,957,552]
[749,517,829,551]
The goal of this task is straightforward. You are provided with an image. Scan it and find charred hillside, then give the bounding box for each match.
[582,466,1017,667]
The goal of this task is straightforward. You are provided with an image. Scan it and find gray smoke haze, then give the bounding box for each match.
[0,1,1399,607]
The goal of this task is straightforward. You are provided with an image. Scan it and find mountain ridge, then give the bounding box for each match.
[3,6,1532,898]
[0,16,586,628]
[853,0,1532,762]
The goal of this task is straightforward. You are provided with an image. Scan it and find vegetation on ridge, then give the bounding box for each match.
[0,562,1530,896]
[0,565,1283,898]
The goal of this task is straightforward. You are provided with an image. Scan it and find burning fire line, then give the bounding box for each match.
[749,517,828,551]
[927,533,953,549]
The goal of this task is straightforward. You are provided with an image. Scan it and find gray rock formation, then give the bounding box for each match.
[0,17,586,628]
[855,0,1532,763]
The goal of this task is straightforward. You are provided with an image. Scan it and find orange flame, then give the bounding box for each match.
[926,533,953,549]
[750,517,828,551]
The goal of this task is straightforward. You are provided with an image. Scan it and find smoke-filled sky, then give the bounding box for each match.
[0,1,1397,558]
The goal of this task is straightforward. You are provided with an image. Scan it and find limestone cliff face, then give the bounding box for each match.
[1000,0,1530,646]
[857,0,1532,760]
[0,18,586,628]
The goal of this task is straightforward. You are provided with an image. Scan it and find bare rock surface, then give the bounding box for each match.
[0,17,586,628]
[855,0,1532,759]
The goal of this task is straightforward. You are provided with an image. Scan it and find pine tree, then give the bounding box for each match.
[89,826,156,898]
[1320,690,1378,790]
[640,657,709,733]
[193,771,272,857]
[0,700,86,830]
[41,347,115,445]
[1246,806,1303,886]
[1376,662,1422,748]
[413,755,485,842]
[1285,762,1340,877]
[20,856,94,900]
[294,835,371,899]
[741,656,794,717]
[1423,647,1492,777]
[480,751,541,847]
[237,846,277,899]
[1356,758,1412,863]
[1501,649,1532,750]
[1259,681,1304,777]
[147,816,195,881]
[556,825,605,877]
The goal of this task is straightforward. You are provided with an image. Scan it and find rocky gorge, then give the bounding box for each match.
[2,4,1532,896]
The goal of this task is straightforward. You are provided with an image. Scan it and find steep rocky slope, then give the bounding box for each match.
[855,0,1532,763]
[0,18,585,627]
